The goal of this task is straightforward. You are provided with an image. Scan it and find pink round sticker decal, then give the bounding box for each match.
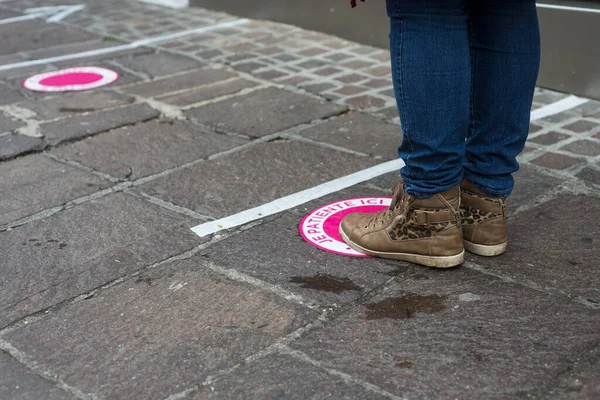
[299,197,391,257]
[23,67,119,92]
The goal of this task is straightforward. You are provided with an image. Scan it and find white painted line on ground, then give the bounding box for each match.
[530,95,588,121]
[0,18,249,72]
[138,0,189,9]
[191,93,591,238]
[0,5,86,25]
[536,3,600,14]
[0,13,39,25]
[27,5,86,23]
[191,159,405,237]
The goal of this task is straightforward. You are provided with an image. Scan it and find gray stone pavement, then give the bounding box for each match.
[0,0,599,399]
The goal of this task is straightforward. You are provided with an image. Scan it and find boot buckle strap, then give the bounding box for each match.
[413,209,456,225]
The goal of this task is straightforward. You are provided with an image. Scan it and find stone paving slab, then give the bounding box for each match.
[191,353,388,399]
[140,140,378,218]
[157,78,259,107]
[21,90,135,120]
[468,195,600,302]
[298,111,401,159]
[20,38,111,58]
[0,111,24,133]
[562,360,600,399]
[290,267,600,399]
[0,21,97,56]
[0,154,110,226]
[20,38,143,62]
[0,193,198,328]
[0,83,25,105]
[0,351,74,400]
[41,103,159,146]
[501,164,566,215]
[185,87,347,137]
[52,120,247,180]
[124,68,237,98]
[52,47,153,68]
[113,51,205,79]
[530,152,586,171]
[0,134,44,161]
[199,207,406,308]
[577,166,600,186]
[3,257,316,400]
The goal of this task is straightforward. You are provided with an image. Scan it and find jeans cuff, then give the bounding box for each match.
[473,183,512,199]
[405,182,461,199]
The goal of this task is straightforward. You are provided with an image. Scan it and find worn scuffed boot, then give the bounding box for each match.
[460,179,508,256]
[339,182,464,268]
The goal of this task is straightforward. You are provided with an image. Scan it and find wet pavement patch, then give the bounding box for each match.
[289,273,363,294]
[363,293,447,320]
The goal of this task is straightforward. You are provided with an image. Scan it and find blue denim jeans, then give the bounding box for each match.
[386,0,540,198]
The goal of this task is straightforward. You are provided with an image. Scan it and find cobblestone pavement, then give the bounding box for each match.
[0,1,599,399]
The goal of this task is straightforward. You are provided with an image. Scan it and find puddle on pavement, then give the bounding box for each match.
[289,273,363,294]
[364,293,447,320]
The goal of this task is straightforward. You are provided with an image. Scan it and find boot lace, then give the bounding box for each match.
[363,183,408,229]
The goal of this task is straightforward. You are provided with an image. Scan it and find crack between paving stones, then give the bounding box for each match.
[0,144,49,163]
[164,267,418,400]
[200,260,321,311]
[43,152,123,183]
[281,346,407,400]
[0,224,200,319]
[0,102,162,162]
[0,217,286,336]
[47,111,160,149]
[0,341,96,400]
[0,182,132,232]
[126,189,215,221]
[3,134,290,231]
[463,260,600,310]
[0,242,208,335]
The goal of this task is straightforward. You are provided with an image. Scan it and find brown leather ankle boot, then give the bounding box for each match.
[339,181,464,268]
[460,179,508,256]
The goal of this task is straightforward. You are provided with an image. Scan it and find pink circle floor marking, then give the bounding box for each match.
[23,67,119,92]
[299,197,392,257]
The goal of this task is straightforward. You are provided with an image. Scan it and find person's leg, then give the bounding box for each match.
[459,0,540,257]
[387,0,470,198]
[464,0,540,197]
[339,0,470,268]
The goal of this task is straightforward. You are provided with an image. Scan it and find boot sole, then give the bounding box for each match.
[340,227,464,268]
[464,240,507,257]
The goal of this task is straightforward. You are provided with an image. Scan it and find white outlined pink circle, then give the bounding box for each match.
[23,67,119,92]
[299,197,392,257]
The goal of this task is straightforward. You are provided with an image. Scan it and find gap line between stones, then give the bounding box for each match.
[281,346,407,400]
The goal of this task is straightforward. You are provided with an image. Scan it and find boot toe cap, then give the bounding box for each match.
[340,212,370,238]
